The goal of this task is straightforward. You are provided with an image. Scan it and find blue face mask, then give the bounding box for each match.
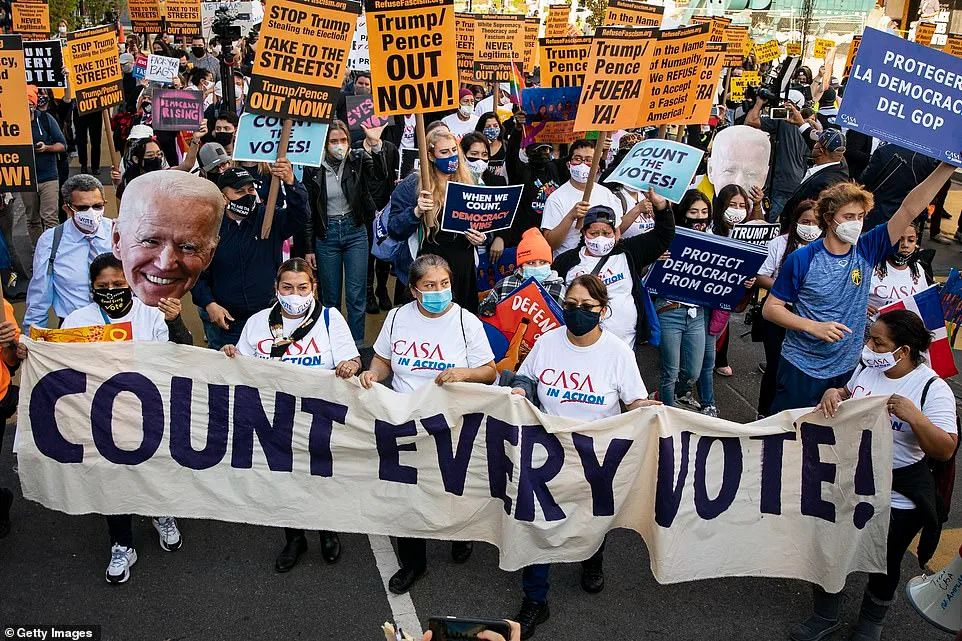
[434,154,459,174]
[483,126,500,141]
[523,264,551,282]
[417,287,453,314]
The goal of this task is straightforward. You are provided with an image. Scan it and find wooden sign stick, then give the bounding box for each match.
[101,109,120,172]
[415,113,432,194]
[261,118,292,240]
[577,131,609,229]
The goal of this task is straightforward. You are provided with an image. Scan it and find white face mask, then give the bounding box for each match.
[861,345,902,371]
[585,235,615,256]
[328,144,347,161]
[73,207,105,234]
[569,163,591,184]
[723,207,747,225]
[459,104,474,118]
[466,158,488,176]
[833,219,863,244]
[796,223,821,243]
[278,293,313,316]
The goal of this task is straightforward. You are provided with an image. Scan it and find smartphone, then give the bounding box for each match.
[770,107,789,120]
[710,104,720,117]
[428,617,512,641]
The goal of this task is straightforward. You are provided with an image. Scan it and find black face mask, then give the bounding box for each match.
[891,249,917,267]
[213,131,234,148]
[142,157,164,172]
[191,46,206,58]
[227,193,257,218]
[529,154,551,169]
[179,64,189,74]
[563,306,601,336]
[685,217,709,231]
[93,287,134,319]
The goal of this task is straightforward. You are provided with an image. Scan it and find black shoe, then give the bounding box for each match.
[0,488,12,538]
[377,287,393,311]
[274,534,307,573]
[388,565,425,594]
[450,541,473,563]
[516,598,549,640]
[581,558,605,593]
[366,291,380,314]
[320,531,340,564]
[80,166,89,175]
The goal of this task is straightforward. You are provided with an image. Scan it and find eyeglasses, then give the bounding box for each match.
[143,152,163,160]
[570,156,592,164]
[562,301,600,312]
[67,203,106,213]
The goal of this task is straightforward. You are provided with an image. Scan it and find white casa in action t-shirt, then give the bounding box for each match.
[236,305,359,369]
[846,363,957,509]
[62,298,168,342]
[564,251,637,347]
[374,302,494,394]
[518,326,647,421]
[867,265,927,312]
[440,113,479,139]
[541,181,623,257]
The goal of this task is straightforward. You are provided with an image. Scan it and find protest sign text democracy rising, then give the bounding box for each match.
[19,340,892,591]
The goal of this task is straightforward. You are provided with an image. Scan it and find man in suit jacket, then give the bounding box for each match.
[845,129,874,180]
[780,129,850,228]
[861,143,941,232]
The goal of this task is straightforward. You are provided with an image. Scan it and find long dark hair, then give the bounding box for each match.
[876,309,931,366]
[875,222,922,280]
[779,199,819,271]
[712,184,750,237]
[474,111,504,142]
[674,189,712,228]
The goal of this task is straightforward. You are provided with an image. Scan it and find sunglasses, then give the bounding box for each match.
[68,203,106,213]
[562,301,600,312]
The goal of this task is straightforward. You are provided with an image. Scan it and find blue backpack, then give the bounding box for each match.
[371,200,420,282]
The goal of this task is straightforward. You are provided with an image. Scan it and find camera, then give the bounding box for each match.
[211,3,242,42]
[744,83,779,105]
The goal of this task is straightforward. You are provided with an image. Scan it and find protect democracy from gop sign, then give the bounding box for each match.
[839,27,962,167]
[645,228,767,310]
[17,340,892,591]
[441,183,522,234]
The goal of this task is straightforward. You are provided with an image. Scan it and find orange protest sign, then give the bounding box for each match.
[524,17,539,74]
[11,1,49,40]
[574,26,655,132]
[0,35,37,192]
[249,0,359,122]
[456,13,476,84]
[473,13,525,80]
[692,15,730,42]
[813,37,834,59]
[914,22,935,46]
[786,40,802,56]
[30,322,134,343]
[544,3,571,39]
[945,34,962,57]
[843,35,861,77]
[683,41,727,125]
[65,25,124,116]
[128,0,164,33]
[754,39,780,63]
[638,23,710,127]
[367,0,458,117]
[163,0,203,38]
[723,24,749,66]
[603,0,664,27]
[538,36,592,88]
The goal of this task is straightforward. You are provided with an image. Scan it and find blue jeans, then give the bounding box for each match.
[697,317,717,407]
[199,308,245,351]
[656,302,705,407]
[521,541,605,603]
[315,217,368,345]
[768,191,792,223]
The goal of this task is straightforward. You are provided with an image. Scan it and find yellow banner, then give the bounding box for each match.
[914,22,935,46]
[729,75,749,102]
[472,13,525,81]
[11,2,49,39]
[945,34,962,57]
[0,35,37,192]
[164,0,203,37]
[248,0,359,122]
[524,17,539,74]
[127,0,164,33]
[813,37,834,59]
[367,0,459,117]
[543,3,571,39]
[843,35,861,78]
[29,323,134,343]
[786,40,801,56]
[753,39,780,63]
[603,0,664,28]
[684,41,727,126]
[692,15,730,43]
[538,36,592,89]
[638,23,710,127]
[65,25,124,116]
[456,13,476,84]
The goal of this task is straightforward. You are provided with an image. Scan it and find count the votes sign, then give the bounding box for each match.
[232,113,329,167]
[441,183,523,234]
[839,27,962,167]
[644,228,767,310]
[606,139,704,203]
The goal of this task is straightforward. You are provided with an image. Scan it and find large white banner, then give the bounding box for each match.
[17,340,893,591]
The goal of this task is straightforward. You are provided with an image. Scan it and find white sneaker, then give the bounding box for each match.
[676,392,701,410]
[701,405,719,418]
[152,517,182,552]
[105,544,137,584]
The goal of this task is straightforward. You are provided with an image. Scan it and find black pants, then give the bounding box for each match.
[757,316,786,417]
[106,515,134,548]
[928,181,951,238]
[866,507,925,602]
[715,324,730,369]
[283,527,336,542]
[397,537,427,570]
[73,110,103,172]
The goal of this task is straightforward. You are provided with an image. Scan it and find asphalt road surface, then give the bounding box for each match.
[2,190,962,641]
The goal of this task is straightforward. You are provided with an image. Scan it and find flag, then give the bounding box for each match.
[939,267,962,350]
[880,283,958,378]
[509,61,525,107]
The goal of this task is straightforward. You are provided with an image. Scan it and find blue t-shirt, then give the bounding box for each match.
[772,224,895,378]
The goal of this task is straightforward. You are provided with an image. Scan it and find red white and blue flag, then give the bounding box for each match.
[880,283,958,378]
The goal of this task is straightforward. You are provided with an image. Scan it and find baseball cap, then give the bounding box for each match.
[816,128,845,153]
[128,124,154,140]
[583,205,617,231]
[819,88,838,106]
[217,167,256,191]
[119,53,135,65]
[199,142,231,173]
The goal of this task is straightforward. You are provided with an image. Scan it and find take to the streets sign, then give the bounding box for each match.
[17,339,894,592]
[65,25,124,116]
[11,1,49,40]
[164,0,204,38]
[839,27,962,167]
[455,13,476,84]
[0,35,38,192]
[366,0,458,117]
[23,40,66,89]
[128,0,164,33]
[248,0,359,122]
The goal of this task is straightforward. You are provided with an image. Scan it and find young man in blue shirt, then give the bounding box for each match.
[24,85,66,250]
[763,161,955,415]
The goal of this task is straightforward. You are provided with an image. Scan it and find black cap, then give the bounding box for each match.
[217,167,256,191]
[583,205,617,231]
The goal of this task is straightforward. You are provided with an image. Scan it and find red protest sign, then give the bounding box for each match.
[482,278,564,371]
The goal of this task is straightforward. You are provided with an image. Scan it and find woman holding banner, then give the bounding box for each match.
[509,274,660,639]
[359,254,497,595]
[801,309,958,641]
[387,128,487,312]
[222,258,360,573]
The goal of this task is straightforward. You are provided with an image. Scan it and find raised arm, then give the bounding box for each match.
[887,161,956,244]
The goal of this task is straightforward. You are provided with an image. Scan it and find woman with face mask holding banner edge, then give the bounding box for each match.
[359,254,497,595]
[509,274,661,639]
[803,310,958,641]
[222,258,361,573]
